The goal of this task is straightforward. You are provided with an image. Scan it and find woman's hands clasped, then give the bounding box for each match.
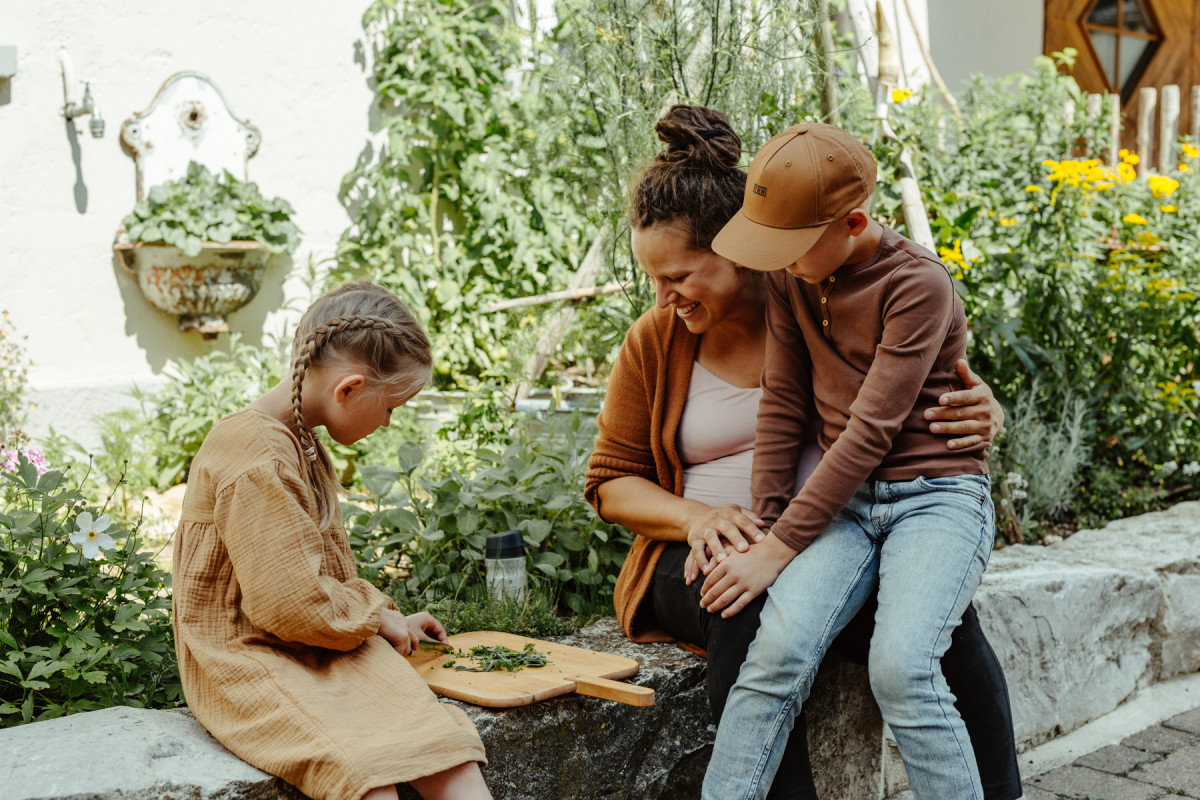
[683,503,767,583]
[377,609,449,656]
[925,358,1005,452]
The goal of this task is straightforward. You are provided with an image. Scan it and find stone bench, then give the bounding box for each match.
[6,500,1199,800]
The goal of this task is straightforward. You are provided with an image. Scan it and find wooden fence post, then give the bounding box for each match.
[1192,86,1200,144]
[1158,85,1180,173]
[1137,87,1157,177]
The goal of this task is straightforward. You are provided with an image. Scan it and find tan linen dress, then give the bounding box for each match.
[173,409,485,800]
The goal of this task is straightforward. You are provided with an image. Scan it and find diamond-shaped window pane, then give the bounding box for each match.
[1088,0,1119,27]
[1090,30,1118,87]
[1087,0,1157,34]
[1123,0,1154,34]
[1118,36,1152,87]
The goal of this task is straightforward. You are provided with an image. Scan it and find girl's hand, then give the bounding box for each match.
[684,503,767,578]
[924,358,1005,452]
[378,609,448,656]
[699,534,796,618]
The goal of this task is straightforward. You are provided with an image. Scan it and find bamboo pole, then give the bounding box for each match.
[1137,87,1157,177]
[483,281,629,313]
[1107,94,1121,165]
[1086,93,1102,159]
[816,0,840,125]
[872,3,934,252]
[1158,85,1180,173]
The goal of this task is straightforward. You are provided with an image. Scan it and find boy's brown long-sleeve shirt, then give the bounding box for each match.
[753,227,988,552]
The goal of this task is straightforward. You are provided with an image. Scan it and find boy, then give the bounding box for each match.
[698,123,995,800]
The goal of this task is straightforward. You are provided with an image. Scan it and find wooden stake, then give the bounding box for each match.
[1107,94,1121,165]
[483,282,628,313]
[1137,87,1157,177]
[1158,85,1180,173]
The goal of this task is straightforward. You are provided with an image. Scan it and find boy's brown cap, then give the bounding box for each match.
[712,123,877,271]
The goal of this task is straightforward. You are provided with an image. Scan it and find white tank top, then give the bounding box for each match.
[677,361,820,508]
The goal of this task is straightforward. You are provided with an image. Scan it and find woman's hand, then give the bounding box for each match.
[683,503,767,579]
[378,609,448,656]
[924,358,1005,452]
[699,534,796,618]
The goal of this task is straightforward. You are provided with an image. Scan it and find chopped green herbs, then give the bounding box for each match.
[416,640,550,673]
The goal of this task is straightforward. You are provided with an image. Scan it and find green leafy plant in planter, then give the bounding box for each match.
[121,161,300,257]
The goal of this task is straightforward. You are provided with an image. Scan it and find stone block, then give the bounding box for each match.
[399,618,882,800]
[1059,501,1200,679]
[4,619,881,800]
[0,705,303,800]
[1073,744,1160,774]
[973,544,1160,749]
[1121,724,1195,755]
[1131,741,1200,796]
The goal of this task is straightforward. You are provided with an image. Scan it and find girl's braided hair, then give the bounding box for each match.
[289,281,432,529]
[628,104,747,251]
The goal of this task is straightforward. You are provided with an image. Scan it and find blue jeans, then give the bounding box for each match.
[701,475,995,800]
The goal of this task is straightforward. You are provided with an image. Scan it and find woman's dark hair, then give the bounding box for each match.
[628,105,746,251]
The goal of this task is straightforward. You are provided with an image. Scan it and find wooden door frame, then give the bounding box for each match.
[1045,0,1197,150]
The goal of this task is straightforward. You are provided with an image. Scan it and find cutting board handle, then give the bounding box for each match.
[571,674,655,707]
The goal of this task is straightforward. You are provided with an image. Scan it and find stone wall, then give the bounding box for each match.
[4,501,1198,800]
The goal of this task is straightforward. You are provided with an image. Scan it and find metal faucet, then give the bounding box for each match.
[65,80,105,138]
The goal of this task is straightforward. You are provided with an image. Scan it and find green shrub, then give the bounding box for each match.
[393,594,578,639]
[0,311,31,438]
[0,456,179,726]
[873,52,1200,534]
[344,412,630,617]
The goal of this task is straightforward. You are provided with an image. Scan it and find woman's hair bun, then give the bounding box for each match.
[653,104,742,172]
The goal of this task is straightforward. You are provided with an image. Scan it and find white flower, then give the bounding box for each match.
[69,512,115,560]
[1184,461,1200,476]
[1160,460,1179,477]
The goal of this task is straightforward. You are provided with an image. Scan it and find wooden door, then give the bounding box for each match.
[1045,0,1197,153]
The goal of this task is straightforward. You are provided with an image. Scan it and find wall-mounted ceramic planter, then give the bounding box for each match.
[113,241,269,338]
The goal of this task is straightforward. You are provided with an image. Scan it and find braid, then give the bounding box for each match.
[287,283,433,530]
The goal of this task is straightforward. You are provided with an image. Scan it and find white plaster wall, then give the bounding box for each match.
[0,1,375,448]
[928,0,1044,94]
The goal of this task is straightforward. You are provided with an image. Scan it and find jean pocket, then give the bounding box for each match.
[914,474,991,505]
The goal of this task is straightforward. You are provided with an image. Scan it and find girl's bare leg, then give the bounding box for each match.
[362,762,491,800]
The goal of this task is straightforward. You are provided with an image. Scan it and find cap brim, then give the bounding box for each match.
[712,211,830,272]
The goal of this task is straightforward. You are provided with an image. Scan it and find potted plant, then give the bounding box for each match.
[114,161,301,337]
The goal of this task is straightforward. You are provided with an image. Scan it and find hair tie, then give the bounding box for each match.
[698,128,729,140]
[304,445,317,462]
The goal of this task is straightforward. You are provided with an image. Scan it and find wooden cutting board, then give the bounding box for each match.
[404,631,655,708]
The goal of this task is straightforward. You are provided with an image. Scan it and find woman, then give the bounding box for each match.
[584,105,1021,800]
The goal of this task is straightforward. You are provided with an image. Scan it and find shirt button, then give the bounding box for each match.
[822,319,829,327]
[828,276,836,283]
[820,297,827,304]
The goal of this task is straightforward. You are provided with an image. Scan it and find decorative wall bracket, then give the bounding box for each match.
[120,71,261,200]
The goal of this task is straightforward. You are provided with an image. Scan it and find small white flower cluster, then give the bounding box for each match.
[1184,461,1200,477]
[1160,460,1179,477]
[1005,471,1028,501]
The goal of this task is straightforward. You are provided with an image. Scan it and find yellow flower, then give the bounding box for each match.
[1024,185,1044,193]
[999,217,1017,226]
[1120,149,1140,165]
[1180,163,1190,172]
[1147,174,1179,199]
[1182,143,1199,159]
[1123,213,1148,225]
[1160,205,1177,213]
[891,88,915,103]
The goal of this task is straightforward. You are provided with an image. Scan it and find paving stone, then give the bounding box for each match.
[1028,764,1165,799]
[1121,723,1195,755]
[1164,707,1200,734]
[1020,786,1063,800]
[1131,741,1200,797]
[1074,743,1161,774]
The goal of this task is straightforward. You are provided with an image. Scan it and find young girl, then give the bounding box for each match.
[172,281,491,800]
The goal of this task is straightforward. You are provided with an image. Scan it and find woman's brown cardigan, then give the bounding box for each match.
[584,305,699,642]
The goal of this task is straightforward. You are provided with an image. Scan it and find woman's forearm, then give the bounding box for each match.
[595,476,708,542]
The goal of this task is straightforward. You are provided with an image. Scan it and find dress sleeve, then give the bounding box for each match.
[752,272,816,527]
[770,262,954,551]
[214,462,389,651]
[584,325,658,519]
